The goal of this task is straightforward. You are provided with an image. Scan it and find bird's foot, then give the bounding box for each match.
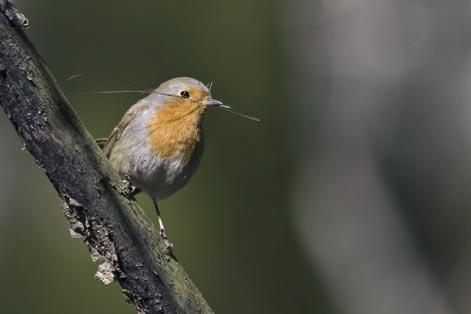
[159,227,174,253]
[121,176,140,199]
[153,202,175,257]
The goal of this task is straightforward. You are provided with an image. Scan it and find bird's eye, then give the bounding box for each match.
[180,91,190,98]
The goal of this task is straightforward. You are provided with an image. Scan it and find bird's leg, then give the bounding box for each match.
[152,197,174,252]
[121,175,141,199]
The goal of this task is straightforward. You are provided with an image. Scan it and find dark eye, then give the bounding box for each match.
[180,91,190,98]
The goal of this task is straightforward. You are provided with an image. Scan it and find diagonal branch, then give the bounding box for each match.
[0,4,213,314]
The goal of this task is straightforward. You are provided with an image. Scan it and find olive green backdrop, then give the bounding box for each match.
[0,1,329,313]
[1,1,469,314]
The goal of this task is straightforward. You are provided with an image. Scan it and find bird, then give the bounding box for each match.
[97,77,228,250]
[97,77,260,251]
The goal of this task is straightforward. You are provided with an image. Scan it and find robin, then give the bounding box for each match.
[97,77,257,250]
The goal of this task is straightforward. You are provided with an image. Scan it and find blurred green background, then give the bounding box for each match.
[1,1,328,313]
[0,1,469,314]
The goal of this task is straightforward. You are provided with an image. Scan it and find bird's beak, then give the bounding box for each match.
[202,98,229,108]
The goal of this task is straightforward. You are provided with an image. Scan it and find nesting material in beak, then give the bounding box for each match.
[203,97,260,122]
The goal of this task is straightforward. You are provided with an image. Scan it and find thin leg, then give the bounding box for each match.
[153,198,166,237]
[152,197,173,251]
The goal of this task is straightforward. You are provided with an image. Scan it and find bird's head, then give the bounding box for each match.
[153,77,224,115]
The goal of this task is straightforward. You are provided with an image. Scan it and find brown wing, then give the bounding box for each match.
[101,100,148,158]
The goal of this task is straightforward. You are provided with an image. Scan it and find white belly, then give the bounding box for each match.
[109,135,203,201]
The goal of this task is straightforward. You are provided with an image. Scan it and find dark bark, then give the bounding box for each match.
[0,4,213,314]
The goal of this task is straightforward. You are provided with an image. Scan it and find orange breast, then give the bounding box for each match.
[147,99,205,164]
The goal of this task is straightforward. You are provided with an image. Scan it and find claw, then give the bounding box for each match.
[159,225,174,252]
[163,238,174,253]
[121,176,140,199]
